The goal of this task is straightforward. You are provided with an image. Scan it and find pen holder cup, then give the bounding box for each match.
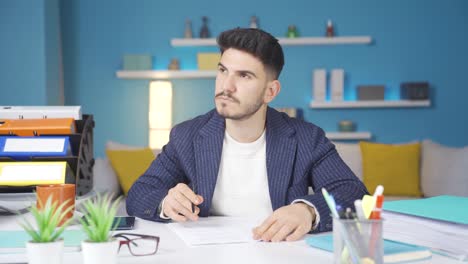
[333,217,384,264]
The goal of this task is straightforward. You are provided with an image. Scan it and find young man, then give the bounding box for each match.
[127,28,367,242]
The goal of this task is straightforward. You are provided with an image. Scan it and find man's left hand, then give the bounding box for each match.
[252,203,315,242]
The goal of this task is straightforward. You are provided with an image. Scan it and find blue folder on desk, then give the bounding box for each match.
[384,195,468,225]
[0,136,70,160]
[0,230,85,253]
[306,234,432,263]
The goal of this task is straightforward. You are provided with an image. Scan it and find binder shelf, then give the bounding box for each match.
[0,115,95,196]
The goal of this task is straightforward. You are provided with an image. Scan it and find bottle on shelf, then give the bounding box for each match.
[326,19,334,37]
[199,16,211,38]
[250,16,258,29]
[184,19,193,38]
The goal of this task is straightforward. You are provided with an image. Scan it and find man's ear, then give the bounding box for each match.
[264,80,281,104]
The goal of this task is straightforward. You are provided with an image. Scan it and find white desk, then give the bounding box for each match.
[0,213,462,264]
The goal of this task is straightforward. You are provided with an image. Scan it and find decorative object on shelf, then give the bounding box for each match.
[313,69,327,102]
[400,82,429,100]
[326,19,334,37]
[330,69,344,101]
[123,54,152,70]
[338,120,356,132]
[199,16,210,38]
[80,193,122,264]
[197,52,221,70]
[358,85,385,100]
[184,19,193,38]
[275,107,303,120]
[250,15,259,29]
[286,25,299,38]
[168,58,180,70]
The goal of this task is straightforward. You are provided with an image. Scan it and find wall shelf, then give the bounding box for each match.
[116,70,217,80]
[310,100,431,109]
[170,36,372,47]
[326,132,372,140]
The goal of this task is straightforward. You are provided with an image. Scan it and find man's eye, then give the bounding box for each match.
[240,73,250,79]
[218,67,226,73]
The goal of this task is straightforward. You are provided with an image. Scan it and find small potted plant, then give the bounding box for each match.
[19,196,74,264]
[80,193,122,264]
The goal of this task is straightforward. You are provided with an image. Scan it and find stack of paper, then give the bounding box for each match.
[167,216,261,246]
[382,196,468,260]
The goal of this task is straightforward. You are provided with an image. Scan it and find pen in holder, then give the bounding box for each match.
[333,217,384,264]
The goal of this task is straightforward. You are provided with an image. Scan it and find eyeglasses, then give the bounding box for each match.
[113,233,160,256]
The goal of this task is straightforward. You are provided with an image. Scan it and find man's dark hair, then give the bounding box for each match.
[217,28,284,79]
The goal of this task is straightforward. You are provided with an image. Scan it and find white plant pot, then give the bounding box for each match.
[81,239,119,264]
[26,239,64,264]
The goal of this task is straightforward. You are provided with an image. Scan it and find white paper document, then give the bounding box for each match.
[167,216,262,246]
[4,138,66,153]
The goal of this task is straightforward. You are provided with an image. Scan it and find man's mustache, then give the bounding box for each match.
[215,91,240,103]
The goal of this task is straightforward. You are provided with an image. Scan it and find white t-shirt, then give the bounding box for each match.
[210,130,273,219]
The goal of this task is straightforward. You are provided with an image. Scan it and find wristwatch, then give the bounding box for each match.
[157,200,163,213]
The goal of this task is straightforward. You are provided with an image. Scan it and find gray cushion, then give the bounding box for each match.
[421,140,468,197]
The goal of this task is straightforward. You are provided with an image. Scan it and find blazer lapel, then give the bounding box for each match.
[265,107,297,210]
[194,111,225,216]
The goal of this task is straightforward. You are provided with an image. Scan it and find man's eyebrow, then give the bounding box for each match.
[217,63,257,78]
[238,70,257,78]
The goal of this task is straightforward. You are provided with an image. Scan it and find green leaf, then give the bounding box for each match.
[17,194,73,243]
[79,193,122,242]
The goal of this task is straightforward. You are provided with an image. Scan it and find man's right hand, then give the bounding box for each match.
[162,183,204,222]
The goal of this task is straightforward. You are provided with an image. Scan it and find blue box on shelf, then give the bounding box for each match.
[357,85,385,100]
[123,54,152,70]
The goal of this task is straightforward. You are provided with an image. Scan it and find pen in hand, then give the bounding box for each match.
[191,180,196,213]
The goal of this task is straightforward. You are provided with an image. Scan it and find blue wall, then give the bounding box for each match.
[0,0,47,104]
[0,0,62,105]
[3,0,468,157]
[44,0,63,105]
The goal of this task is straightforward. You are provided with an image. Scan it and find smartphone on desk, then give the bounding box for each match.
[81,215,135,230]
[113,216,136,230]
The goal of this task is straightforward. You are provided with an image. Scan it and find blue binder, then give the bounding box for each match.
[306,234,432,263]
[0,136,70,160]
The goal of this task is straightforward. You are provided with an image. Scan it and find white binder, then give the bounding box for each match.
[330,69,344,101]
[0,106,82,120]
[313,69,327,102]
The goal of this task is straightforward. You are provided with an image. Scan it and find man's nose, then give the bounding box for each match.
[222,75,236,94]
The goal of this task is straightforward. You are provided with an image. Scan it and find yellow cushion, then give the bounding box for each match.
[106,148,155,195]
[360,142,422,197]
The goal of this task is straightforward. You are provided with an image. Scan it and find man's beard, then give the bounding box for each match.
[214,91,264,121]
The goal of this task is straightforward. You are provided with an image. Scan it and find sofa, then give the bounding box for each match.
[93,139,468,208]
[334,140,468,199]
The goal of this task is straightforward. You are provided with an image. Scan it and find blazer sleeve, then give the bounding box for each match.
[296,133,369,233]
[126,127,187,222]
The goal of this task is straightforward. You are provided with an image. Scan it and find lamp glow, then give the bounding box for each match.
[149,81,172,149]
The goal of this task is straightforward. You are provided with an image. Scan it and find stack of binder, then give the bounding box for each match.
[0,106,94,197]
[382,196,468,259]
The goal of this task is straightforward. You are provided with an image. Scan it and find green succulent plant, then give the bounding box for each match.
[19,196,74,243]
[80,193,122,242]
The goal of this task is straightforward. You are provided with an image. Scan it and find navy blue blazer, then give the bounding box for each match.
[127,107,368,233]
